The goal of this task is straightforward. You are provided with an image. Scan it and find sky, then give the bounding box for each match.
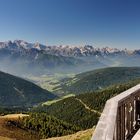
[0,0,140,49]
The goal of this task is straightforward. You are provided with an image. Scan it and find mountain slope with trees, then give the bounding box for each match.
[58,67,140,94]
[33,78,140,130]
[0,71,56,108]
[17,113,80,139]
[1,71,140,139]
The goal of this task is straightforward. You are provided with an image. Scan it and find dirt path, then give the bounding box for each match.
[75,98,101,115]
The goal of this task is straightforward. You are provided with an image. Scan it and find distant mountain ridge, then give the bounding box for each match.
[0,40,46,51]
[0,40,138,57]
[0,40,140,76]
[0,40,83,76]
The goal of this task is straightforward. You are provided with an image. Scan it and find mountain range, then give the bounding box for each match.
[0,40,139,57]
[0,40,140,76]
[0,40,83,76]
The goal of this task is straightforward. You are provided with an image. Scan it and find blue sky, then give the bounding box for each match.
[0,0,140,49]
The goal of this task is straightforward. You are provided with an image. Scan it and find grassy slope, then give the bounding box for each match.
[59,67,140,94]
[45,128,94,140]
[0,114,39,140]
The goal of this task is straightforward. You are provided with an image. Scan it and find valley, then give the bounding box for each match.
[26,67,140,98]
[28,73,75,96]
[1,65,140,140]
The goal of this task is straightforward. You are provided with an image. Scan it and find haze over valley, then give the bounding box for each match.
[0,40,140,76]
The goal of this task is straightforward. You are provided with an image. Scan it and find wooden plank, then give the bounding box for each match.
[126,102,130,138]
[131,100,135,134]
[122,104,125,140]
[117,107,121,140]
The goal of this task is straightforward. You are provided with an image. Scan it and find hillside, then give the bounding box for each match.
[0,114,39,140]
[0,113,81,140]
[0,71,56,108]
[33,78,140,130]
[1,74,140,140]
[17,113,80,139]
[57,67,140,94]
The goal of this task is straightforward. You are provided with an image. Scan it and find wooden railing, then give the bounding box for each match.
[92,84,140,140]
